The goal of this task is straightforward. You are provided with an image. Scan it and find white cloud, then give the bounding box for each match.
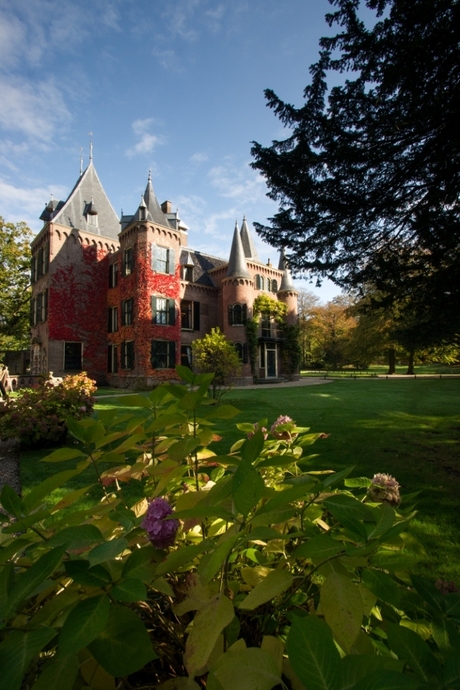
[208,160,269,206]
[204,4,225,32]
[0,140,30,172]
[189,152,208,164]
[0,177,68,231]
[0,76,71,142]
[126,119,165,158]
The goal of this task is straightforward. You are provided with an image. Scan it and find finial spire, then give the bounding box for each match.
[89,132,93,162]
[148,168,152,183]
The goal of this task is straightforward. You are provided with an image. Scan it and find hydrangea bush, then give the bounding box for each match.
[0,372,96,447]
[1,365,459,690]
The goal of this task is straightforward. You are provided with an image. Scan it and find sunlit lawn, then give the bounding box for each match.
[20,378,460,581]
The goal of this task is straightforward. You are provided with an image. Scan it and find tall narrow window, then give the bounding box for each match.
[121,341,135,369]
[108,306,118,333]
[121,298,133,326]
[107,344,118,373]
[36,293,43,323]
[109,263,119,288]
[228,303,247,326]
[151,244,176,275]
[123,247,133,276]
[261,312,271,338]
[181,300,192,329]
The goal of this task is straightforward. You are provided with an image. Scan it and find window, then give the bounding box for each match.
[180,300,200,330]
[267,279,272,292]
[121,341,135,370]
[108,306,118,333]
[88,214,98,228]
[261,312,271,337]
[109,263,119,288]
[151,340,176,369]
[271,279,278,293]
[107,344,118,373]
[182,265,194,281]
[64,342,82,371]
[151,244,175,275]
[228,303,247,326]
[121,298,134,326]
[30,297,36,326]
[31,290,48,325]
[31,256,37,284]
[36,243,49,279]
[181,345,192,368]
[123,247,134,276]
[234,342,248,364]
[152,297,176,325]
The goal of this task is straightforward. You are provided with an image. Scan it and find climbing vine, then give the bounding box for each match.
[245,295,289,381]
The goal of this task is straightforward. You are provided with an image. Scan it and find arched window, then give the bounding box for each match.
[233,342,248,364]
[272,279,278,293]
[267,278,272,292]
[255,274,262,290]
[228,303,247,325]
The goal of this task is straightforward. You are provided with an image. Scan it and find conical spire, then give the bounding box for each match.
[141,172,170,225]
[226,221,250,278]
[240,215,258,260]
[278,248,296,291]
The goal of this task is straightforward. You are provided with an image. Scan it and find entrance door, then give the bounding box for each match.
[267,348,277,378]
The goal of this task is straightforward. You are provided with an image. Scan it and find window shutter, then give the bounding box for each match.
[169,341,176,367]
[121,300,125,326]
[36,293,43,323]
[242,304,247,324]
[30,298,36,326]
[168,299,176,326]
[44,289,48,321]
[151,243,157,271]
[151,340,157,368]
[168,248,176,275]
[228,305,233,326]
[128,342,135,369]
[31,256,36,284]
[114,345,118,373]
[108,308,112,332]
[151,296,157,324]
[107,345,112,373]
[193,301,200,331]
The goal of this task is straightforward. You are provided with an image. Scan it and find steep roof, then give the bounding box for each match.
[46,162,120,240]
[240,216,259,260]
[278,249,296,291]
[226,221,250,278]
[180,248,226,286]
[133,171,171,226]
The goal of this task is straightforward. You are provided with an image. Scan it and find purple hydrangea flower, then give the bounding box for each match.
[141,497,179,549]
[270,415,296,440]
[367,473,401,505]
[247,423,268,440]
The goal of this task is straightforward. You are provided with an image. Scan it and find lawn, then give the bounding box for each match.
[19,378,460,581]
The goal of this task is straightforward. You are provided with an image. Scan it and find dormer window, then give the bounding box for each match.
[86,198,98,227]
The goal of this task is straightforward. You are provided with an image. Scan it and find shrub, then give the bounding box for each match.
[0,372,96,447]
[0,365,459,689]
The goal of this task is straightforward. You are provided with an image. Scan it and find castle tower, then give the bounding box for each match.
[277,249,298,325]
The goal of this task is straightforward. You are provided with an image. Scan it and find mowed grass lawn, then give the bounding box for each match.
[20,379,460,581]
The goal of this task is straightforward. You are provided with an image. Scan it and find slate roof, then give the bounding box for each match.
[240,216,259,260]
[46,162,120,240]
[180,248,226,287]
[278,249,296,291]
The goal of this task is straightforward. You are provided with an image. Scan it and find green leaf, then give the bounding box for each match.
[206,405,240,420]
[0,562,14,625]
[431,618,460,651]
[175,364,196,383]
[385,621,441,682]
[64,560,112,587]
[6,545,67,617]
[232,461,265,516]
[30,653,79,690]
[351,670,426,690]
[122,544,159,583]
[0,627,55,690]
[366,503,396,541]
[198,536,239,585]
[23,469,84,514]
[3,507,50,534]
[185,593,234,677]
[89,604,156,676]
[320,572,363,653]
[344,477,372,488]
[294,535,344,563]
[361,569,400,607]
[59,594,111,655]
[178,391,203,411]
[323,494,377,525]
[341,656,404,690]
[115,393,152,408]
[42,447,85,462]
[254,483,315,517]
[66,417,106,444]
[168,437,201,461]
[443,650,460,688]
[286,615,342,690]
[239,568,292,610]
[155,540,213,577]
[370,550,419,572]
[0,484,23,517]
[410,576,445,613]
[321,467,354,488]
[111,577,147,602]
[240,430,265,463]
[87,538,128,566]
[48,525,104,550]
[209,646,281,690]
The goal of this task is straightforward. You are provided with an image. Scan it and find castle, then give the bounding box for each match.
[29,157,298,387]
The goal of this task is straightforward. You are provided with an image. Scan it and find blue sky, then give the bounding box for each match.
[0,0,342,302]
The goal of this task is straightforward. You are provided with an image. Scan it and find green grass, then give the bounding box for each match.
[19,379,460,581]
[301,363,460,377]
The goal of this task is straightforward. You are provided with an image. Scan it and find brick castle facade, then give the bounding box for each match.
[30,159,298,387]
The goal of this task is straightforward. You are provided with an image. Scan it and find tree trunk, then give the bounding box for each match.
[387,348,396,375]
[406,349,415,375]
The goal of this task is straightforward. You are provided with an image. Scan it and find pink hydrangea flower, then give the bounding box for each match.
[270,415,296,440]
[367,473,401,505]
[247,423,268,440]
[141,497,179,549]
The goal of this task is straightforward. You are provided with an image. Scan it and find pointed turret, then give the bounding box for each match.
[143,170,170,226]
[278,249,296,292]
[226,221,250,278]
[240,216,259,260]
